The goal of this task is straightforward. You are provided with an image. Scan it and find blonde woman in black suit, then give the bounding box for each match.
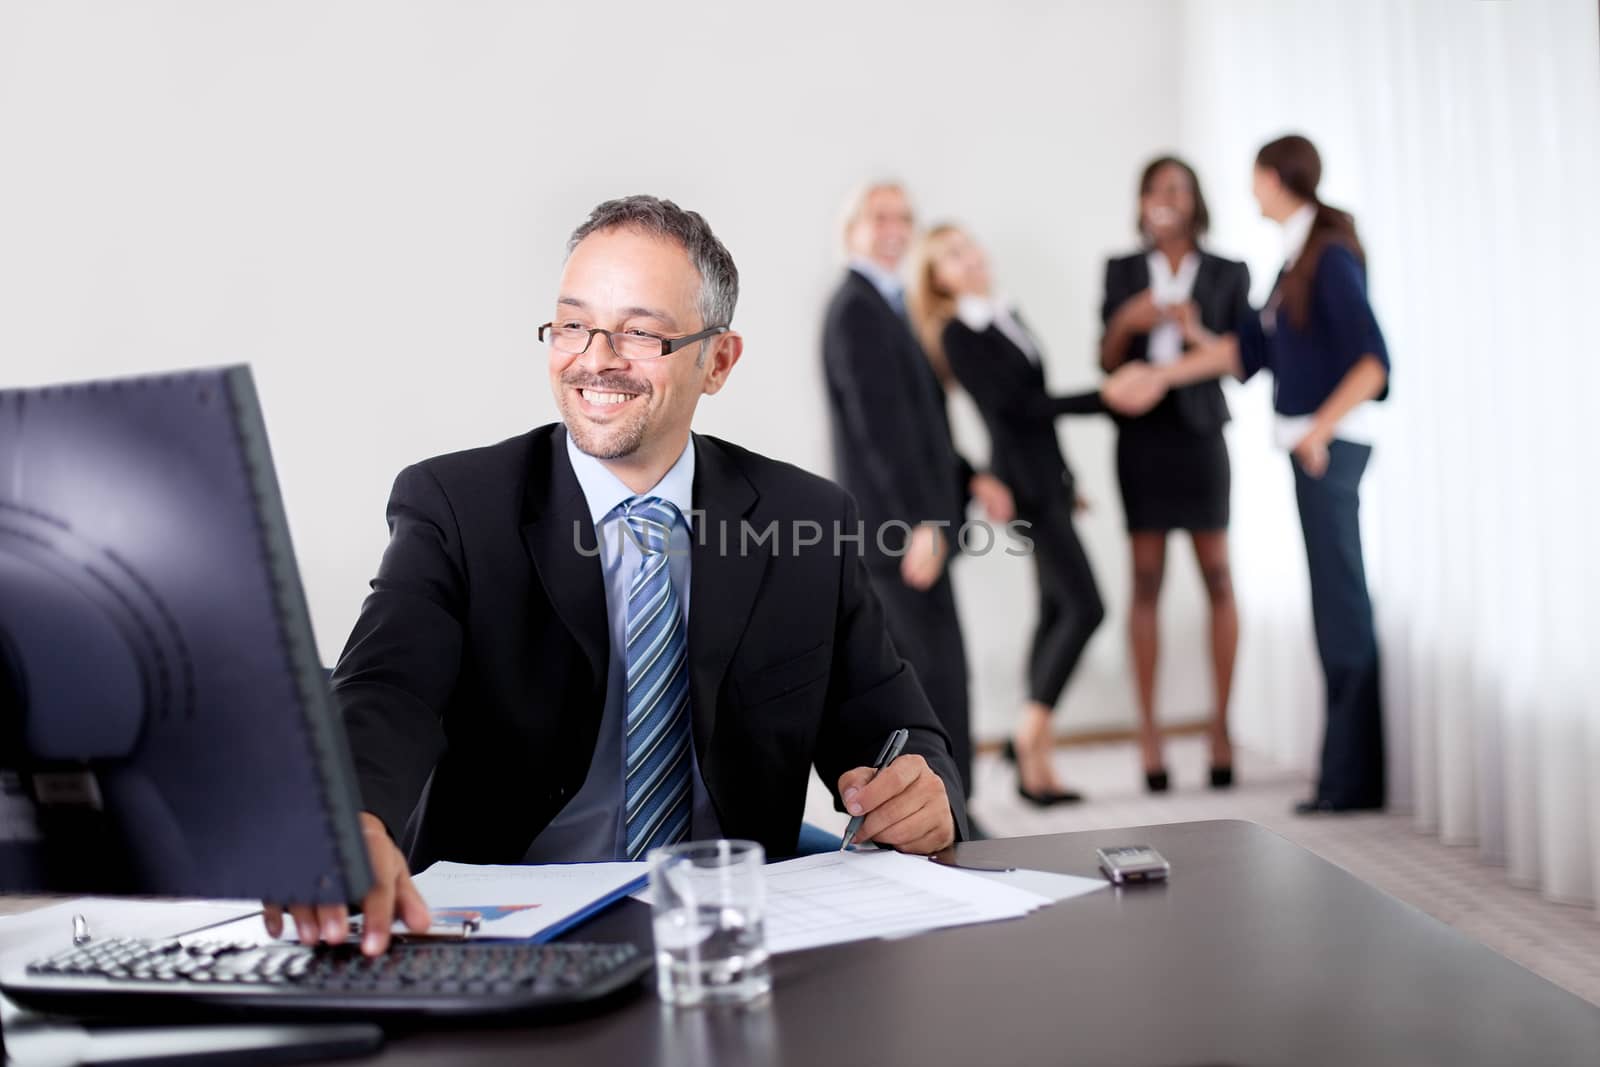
[910,224,1153,805]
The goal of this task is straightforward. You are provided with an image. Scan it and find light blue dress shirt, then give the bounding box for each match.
[849,257,907,315]
[520,433,721,862]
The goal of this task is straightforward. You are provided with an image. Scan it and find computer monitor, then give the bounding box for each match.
[0,366,371,906]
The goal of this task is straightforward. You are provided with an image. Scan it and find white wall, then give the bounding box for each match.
[0,0,1218,743]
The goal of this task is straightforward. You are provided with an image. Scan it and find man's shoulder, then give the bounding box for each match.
[823,269,879,319]
[398,424,555,493]
[696,435,850,515]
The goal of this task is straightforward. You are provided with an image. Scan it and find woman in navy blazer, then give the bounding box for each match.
[1134,134,1391,814]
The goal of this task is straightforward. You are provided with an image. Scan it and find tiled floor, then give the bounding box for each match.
[804,734,1600,1007]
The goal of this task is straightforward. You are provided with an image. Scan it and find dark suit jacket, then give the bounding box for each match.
[332,425,969,868]
[1101,251,1252,436]
[942,313,1103,512]
[822,269,971,568]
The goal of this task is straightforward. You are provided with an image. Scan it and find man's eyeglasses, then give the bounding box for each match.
[538,322,728,361]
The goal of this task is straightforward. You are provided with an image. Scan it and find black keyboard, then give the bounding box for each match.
[3,935,652,1021]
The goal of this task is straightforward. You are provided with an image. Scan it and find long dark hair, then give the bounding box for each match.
[1257,135,1362,329]
[1137,156,1210,242]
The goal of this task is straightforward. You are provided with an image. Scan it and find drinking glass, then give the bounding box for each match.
[647,839,770,1006]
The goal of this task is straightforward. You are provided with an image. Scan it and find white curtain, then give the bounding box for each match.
[1174,0,1600,909]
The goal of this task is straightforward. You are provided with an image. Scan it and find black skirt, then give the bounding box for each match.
[1116,412,1231,533]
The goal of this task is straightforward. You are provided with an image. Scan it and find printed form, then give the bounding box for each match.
[761,850,1099,954]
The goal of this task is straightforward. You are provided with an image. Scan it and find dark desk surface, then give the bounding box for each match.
[363,820,1600,1067]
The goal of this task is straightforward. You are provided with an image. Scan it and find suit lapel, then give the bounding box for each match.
[846,267,900,322]
[686,434,767,758]
[1006,310,1048,385]
[1192,254,1219,322]
[1129,252,1151,293]
[520,426,608,693]
[847,269,952,436]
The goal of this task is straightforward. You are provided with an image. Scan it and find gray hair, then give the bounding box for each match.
[839,178,909,253]
[566,195,739,330]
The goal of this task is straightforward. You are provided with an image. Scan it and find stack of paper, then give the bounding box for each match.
[143,851,1104,954]
[759,850,1099,954]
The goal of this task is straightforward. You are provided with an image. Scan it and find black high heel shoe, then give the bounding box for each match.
[1002,739,1084,807]
[1145,769,1170,793]
[1209,766,1234,789]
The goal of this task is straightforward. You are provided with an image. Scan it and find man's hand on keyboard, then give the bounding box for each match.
[263,812,432,956]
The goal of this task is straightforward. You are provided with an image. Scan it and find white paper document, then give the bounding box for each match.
[0,898,261,968]
[405,860,647,940]
[760,850,1056,954]
[961,866,1108,903]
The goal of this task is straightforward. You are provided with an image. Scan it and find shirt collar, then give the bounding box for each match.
[565,431,696,529]
[1146,249,1201,288]
[954,293,997,332]
[849,257,905,306]
[1282,203,1317,266]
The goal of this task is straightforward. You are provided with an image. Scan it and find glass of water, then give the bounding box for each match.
[647,839,770,1006]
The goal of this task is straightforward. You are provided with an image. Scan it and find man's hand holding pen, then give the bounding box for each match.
[836,753,956,855]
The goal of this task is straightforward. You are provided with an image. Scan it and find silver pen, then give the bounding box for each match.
[839,728,910,851]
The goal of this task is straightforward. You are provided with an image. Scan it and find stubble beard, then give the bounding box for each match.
[559,370,653,460]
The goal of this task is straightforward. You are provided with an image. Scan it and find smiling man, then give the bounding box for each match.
[269,196,969,954]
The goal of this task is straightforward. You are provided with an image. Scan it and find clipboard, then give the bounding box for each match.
[352,875,646,943]
[526,873,648,943]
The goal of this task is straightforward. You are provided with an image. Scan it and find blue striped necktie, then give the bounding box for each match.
[620,496,693,861]
[887,286,909,322]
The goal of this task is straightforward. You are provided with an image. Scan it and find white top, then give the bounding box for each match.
[1271,202,1379,450]
[955,293,1039,364]
[1145,250,1201,366]
[1281,203,1317,266]
[1274,407,1379,450]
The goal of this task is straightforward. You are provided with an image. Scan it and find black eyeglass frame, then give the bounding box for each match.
[537,322,729,360]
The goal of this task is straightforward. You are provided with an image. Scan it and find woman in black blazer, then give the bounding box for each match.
[1100,157,1251,793]
[909,223,1115,806]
